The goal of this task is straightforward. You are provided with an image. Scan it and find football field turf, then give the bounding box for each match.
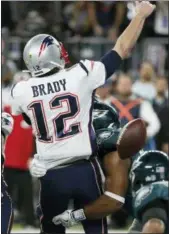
[12,224,127,233]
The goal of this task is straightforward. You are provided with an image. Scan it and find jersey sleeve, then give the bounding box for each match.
[11,81,26,115]
[79,50,122,90]
[100,50,122,79]
[79,60,106,90]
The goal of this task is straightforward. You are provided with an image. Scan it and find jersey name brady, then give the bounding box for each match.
[31,79,66,97]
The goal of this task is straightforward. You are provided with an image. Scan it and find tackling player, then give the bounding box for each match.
[1,112,14,234]
[11,1,155,233]
[53,112,168,234]
[128,150,169,234]
[52,94,130,228]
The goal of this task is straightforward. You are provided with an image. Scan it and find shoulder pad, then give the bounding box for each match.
[11,81,27,98]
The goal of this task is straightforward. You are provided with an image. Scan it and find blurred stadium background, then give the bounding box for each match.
[1,1,169,233]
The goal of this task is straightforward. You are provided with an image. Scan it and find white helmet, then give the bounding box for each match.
[23,34,69,77]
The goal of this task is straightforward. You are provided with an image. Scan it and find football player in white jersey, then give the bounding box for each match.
[2,112,14,234]
[11,2,155,233]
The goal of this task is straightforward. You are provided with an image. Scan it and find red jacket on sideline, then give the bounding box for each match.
[4,105,34,170]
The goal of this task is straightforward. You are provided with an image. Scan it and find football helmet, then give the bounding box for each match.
[93,97,120,130]
[23,34,69,77]
[93,97,120,155]
[130,150,169,193]
[1,112,14,136]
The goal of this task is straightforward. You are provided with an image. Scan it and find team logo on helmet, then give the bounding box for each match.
[99,131,112,140]
[38,36,54,57]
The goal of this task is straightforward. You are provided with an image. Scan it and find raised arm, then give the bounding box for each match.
[100,1,156,79]
[113,1,155,59]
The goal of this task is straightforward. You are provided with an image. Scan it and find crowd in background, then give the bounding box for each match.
[2,1,168,76]
[1,0,169,230]
[2,1,169,39]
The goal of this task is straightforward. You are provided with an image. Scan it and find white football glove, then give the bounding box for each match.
[52,209,86,228]
[29,156,47,177]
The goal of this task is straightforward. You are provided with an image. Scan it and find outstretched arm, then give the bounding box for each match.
[113,1,155,59]
[52,151,131,227]
[100,1,156,79]
[80,2,156,87]
[84,151,130,219]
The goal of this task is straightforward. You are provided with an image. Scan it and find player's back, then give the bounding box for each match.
[12,60,106,169]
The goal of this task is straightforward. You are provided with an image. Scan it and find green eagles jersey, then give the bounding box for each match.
[133,181,169,220]
[93,97,121,155]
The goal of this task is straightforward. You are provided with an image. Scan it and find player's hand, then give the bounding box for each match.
[52,209,86,228]
[29,156,47,177]
[135,1,156,19]
[52,210,77,228]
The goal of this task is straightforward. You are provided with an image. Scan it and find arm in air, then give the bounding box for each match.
[101,1,156,78]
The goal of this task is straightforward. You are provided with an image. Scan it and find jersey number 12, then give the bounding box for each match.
[28,93,81,142]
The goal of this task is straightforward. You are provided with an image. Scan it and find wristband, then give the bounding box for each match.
[105,191,125,203]
[72,209,86,222]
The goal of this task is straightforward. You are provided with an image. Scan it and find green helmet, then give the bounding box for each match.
[130,150,169,193]
[93,97,120,130]
[93,97,120,155]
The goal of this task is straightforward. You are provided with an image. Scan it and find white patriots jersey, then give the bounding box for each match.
[11,60,106,169]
